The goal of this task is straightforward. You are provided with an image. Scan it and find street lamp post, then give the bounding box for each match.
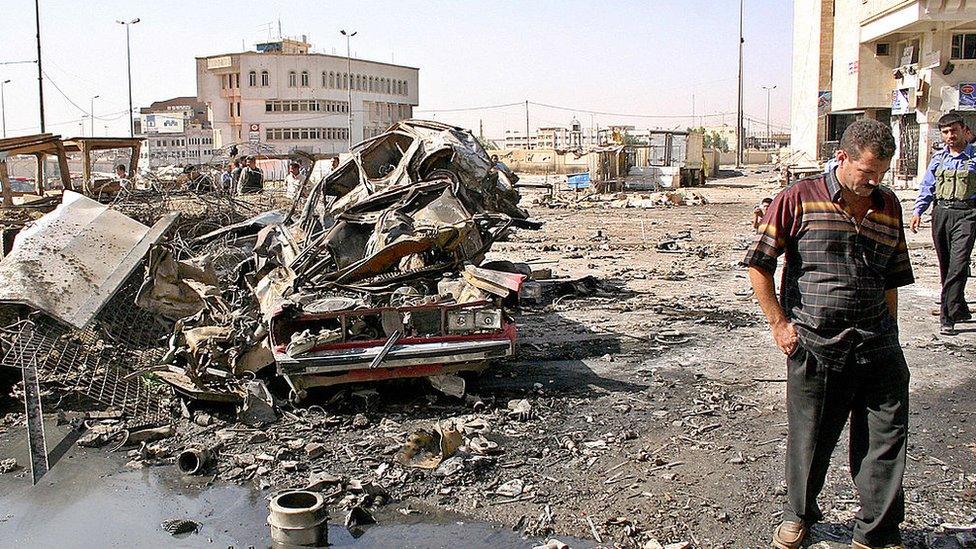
[762,85,777,146]
[90,94,100,137]
[340,29,357,150]
[116,18,140,137]
[1,79,10,138]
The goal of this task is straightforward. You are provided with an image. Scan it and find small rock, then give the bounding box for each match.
[285,438,306,450]
[305,442,325,459]
[280,460,298,471]
[248,432,269,444]
[0,459,17,474]
[643,541,664,549]
[352,414,370,429]
[496,478,524,498]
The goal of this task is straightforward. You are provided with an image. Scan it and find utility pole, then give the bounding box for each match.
[1,80,10,138]
[524,100,530,150]
[340,29,357,150]
[89,94,99,137]
[762,85,777,145]
[692,93,696,129]
[736,0,744,167]
[35,0,45,132]
[117,18,140,137]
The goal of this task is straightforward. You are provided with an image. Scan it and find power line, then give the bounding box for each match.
[414,102,523,113]
[528,101,736,120]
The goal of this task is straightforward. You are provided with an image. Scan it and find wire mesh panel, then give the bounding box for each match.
[0,274,171,423]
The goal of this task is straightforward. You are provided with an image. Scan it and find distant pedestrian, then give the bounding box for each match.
[284,161,305,199]
[115,163,131,190]
[230,157,244,187]
[237,155,264,194]
[220,162,234,191]
[331,156,340,171]
[747,119,913,549]
[909,111,976,335]
[752,196,772,231]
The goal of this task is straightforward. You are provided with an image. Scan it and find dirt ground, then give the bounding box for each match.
[1,169,974,548]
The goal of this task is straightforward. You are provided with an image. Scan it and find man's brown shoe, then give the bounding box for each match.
[852,542,903,549]
[771,521,806,549]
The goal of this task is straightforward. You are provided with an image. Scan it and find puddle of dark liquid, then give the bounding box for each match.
[0,423,593,548]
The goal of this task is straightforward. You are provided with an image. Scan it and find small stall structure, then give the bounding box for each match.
[61,137,143,194]
[0,134,73,207]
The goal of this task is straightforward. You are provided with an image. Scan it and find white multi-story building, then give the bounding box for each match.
[195,37,419,154]
[792,0,976,182]
[136,96,217,168]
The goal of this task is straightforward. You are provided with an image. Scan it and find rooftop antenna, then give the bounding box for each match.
[277,18,282,40]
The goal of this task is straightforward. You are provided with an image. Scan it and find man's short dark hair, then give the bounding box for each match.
[289,161,300,169]
[761,197,773,204]
[938,111,965,129]
[839,119,896,161]
[115,164,126,172]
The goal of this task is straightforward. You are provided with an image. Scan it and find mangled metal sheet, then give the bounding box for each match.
[0,191,178,329]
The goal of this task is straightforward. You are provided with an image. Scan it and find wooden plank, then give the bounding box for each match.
[0,160,12,207]
[34,153,45,195]
[128,142,140,177]
[80,141,91,194]
[54,141,71,192]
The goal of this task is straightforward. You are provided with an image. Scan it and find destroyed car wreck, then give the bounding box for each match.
[251,120,540,401]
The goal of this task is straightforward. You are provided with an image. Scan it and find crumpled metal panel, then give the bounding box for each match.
[0,191,178,329]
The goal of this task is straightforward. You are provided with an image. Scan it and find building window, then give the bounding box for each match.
[875,43,890,57]
[261,70,269,86]
[952,33,976,60]
[403,81,408,95]
[301,70,309,87]
[248,71,257,86]
[234,73,240,88]
[288,71,297,87]
[385,79,391,93]
[329,72,335,88]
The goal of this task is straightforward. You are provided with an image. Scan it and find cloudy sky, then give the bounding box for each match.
[1,0,792,139]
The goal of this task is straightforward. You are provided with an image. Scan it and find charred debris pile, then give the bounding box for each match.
[0,120,602,482]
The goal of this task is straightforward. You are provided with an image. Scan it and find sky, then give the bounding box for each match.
[0,0,793,140]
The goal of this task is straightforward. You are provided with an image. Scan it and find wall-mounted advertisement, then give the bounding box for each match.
[958,83,976,110]
[891,88,913,115]
[142,114,184,134]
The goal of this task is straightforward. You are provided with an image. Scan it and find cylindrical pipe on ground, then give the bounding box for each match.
[268,490,328,547]
[176,446,212,475]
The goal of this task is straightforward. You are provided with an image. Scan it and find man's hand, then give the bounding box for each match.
[909,214,921,234]
[771,320,798,356]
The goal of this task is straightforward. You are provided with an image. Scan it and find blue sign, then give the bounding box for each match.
[566,172,590,189]
[960,83,976,110]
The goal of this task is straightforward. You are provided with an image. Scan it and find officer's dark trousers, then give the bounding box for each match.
[783,346,909,546]
[932,203,976,325]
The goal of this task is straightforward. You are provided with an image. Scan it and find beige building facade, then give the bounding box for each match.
[195,38,419,154]
[792,0,976,183]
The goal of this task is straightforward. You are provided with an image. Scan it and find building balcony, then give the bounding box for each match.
[861,0,976,42]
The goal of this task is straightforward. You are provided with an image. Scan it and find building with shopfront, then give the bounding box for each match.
[195,37,419,154]
[792,0,976,185]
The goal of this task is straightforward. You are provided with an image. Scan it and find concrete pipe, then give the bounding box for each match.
[176,446,212,475]
[267,490,328,547]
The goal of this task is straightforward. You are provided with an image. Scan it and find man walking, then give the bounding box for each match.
[910,112,976,335]
[746,119,913,549]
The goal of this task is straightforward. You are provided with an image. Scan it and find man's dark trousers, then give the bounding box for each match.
[933,203,976,325]
[783,345,909,546]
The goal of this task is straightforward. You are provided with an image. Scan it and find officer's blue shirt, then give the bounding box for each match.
[914,143,976,216]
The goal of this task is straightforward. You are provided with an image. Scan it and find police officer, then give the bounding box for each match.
[910,111,976,335]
